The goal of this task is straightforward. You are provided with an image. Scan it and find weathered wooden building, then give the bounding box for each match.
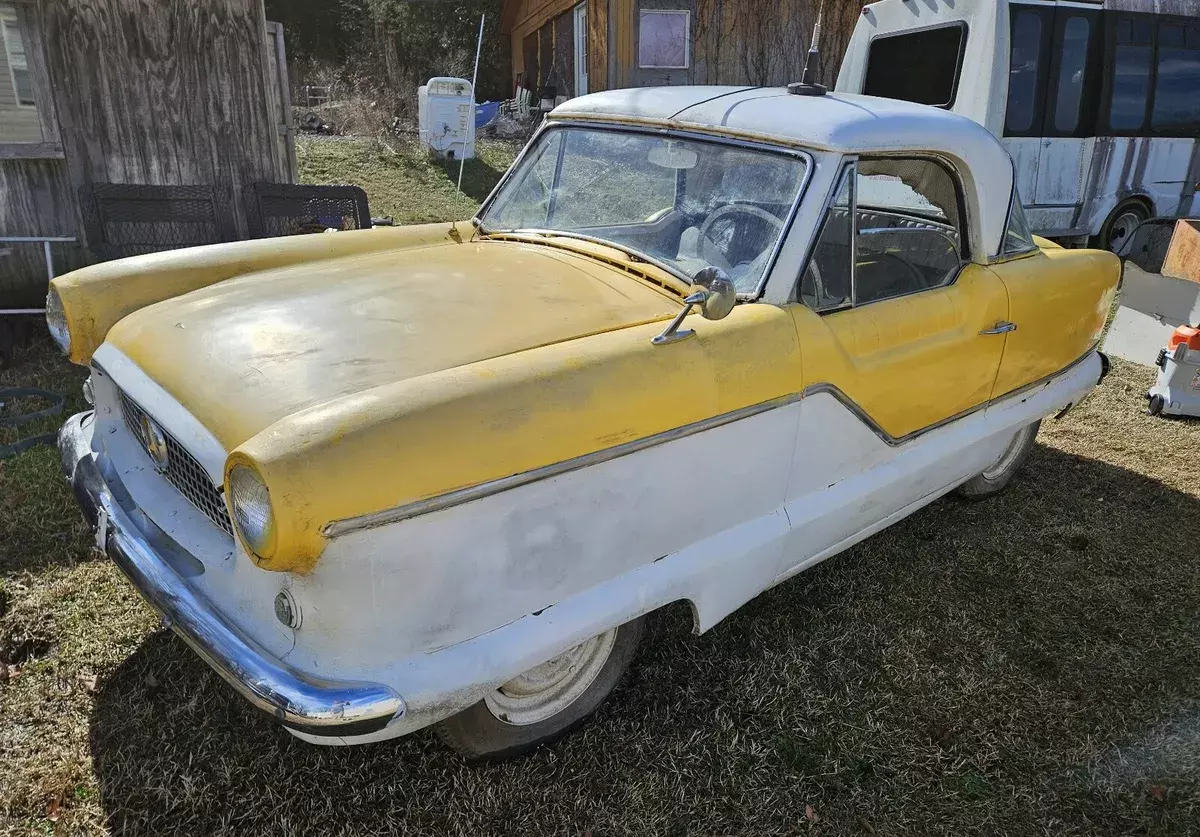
[0,0,293,308]
[499,0,864,99]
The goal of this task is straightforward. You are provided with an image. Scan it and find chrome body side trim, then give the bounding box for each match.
[324,345,1102,537]
[58,413,405,736]
[321,392,806,538]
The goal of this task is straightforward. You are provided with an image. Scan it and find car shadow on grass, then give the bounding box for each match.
[433,154,505,203]
[87,445,1200,836]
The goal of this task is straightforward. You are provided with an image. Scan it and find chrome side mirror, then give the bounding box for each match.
[651,266,737,346]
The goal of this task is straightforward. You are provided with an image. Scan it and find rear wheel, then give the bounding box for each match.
[435,617,645,761]
[957,421,1040,500]
[1093,199,1149,253]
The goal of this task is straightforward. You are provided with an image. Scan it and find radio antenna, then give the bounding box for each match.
[788,11,827,96]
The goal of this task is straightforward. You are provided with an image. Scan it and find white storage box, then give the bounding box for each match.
[417,77,475,160]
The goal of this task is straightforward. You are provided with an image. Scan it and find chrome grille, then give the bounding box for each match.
[118,391,233,537]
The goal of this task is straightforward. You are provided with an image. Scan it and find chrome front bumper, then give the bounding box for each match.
[58,411,405,737]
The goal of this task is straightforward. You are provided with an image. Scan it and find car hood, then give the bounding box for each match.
[104,239,681,450]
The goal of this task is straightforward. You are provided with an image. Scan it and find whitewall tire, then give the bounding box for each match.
[435,616,645,760]
[956,420,1040,500]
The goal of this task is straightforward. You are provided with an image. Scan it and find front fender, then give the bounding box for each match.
[52,222,464,365]
[232,303,803,573]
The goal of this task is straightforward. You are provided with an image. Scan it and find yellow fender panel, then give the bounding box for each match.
[230,304,803,573]
[51,222,466,365]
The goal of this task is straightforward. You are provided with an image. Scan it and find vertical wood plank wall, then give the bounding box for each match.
[506,0,864,92]
[0,159,84,305]
[2,0,286,302]
[587,0,607,91]
[39,0,285,239]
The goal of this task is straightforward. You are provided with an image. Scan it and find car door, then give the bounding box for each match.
[779,158,1010,578]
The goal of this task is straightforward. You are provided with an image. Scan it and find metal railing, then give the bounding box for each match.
[0,235,77,315]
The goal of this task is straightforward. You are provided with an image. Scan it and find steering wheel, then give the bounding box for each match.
[696,204,785,268]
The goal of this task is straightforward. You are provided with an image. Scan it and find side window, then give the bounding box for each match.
[1151,19,1200,135]
[1052,16,1091,134]
[862,24,966,109]
[854,158,965,306]
[1001,189,1038,256]
[1107,16,1154,133]
[1005,9,1046,135]
[799,167,853,311]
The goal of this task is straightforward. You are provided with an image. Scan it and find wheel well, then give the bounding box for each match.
[1113,195,1154,220]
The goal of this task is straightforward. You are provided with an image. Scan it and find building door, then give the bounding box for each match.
[574,2,588,96]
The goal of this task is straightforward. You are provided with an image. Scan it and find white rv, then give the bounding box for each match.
[836,0,1200,249]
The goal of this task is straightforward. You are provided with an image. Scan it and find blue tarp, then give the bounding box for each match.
[475,101,499,129]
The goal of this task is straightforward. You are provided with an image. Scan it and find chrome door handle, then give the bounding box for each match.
[980,321,1017,335]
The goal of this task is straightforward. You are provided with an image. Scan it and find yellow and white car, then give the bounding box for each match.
[51,87,1119,758]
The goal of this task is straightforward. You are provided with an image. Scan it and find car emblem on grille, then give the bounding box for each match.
[139,413,170,472]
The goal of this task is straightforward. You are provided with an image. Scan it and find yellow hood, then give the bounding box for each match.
[105,240,681,449]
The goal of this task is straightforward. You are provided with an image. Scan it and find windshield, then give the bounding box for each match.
[480,126,809,294]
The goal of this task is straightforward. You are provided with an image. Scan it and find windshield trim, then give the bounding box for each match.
[474,121,814,300]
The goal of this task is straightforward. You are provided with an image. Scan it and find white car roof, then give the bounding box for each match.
[550,87,1017,259]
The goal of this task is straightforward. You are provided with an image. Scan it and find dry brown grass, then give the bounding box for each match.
[3,342,1199,836]
[2,140,1199,833]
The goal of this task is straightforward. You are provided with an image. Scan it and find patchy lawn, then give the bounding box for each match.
[296,135,519,224]
[2,138,1200,835]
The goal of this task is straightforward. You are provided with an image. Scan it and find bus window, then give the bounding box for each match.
[863,24,966,109]
[1107,17,1153,132]
[1151,20,1200,134]
[1053,17,1090,134]
[1005,10,1045,135]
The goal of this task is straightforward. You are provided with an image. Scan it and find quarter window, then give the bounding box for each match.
[1151,20,1200,133]
[863,24,965,108]
[798,158,966,311]
[1005,10,1045,135]
[1001,189,1038,256]
[1108,16,1153,132]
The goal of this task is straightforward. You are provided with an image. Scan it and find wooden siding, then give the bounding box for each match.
[587,0,607,91]
[0,158,85,305]
[1,0,286,303]
[506,0,863,91]
[553,10,574,97]
[39,0,285,238]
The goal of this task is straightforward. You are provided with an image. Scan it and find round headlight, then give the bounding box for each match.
[45,287,71,355]
[228,464,276,557]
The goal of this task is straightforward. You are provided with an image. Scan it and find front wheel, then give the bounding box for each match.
[957,421,1040,500]
[435,617,645,760]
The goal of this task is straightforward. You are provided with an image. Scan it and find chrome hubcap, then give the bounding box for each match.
[484,629,618,726]
[982,425,1033,480]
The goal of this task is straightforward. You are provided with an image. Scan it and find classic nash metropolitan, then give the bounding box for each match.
[51,87,1119,758]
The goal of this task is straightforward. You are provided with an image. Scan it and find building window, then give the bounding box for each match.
[1,5,34,106]
[1151,19,1200,134]
[863,24,966,109]
[639,10,689,69]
